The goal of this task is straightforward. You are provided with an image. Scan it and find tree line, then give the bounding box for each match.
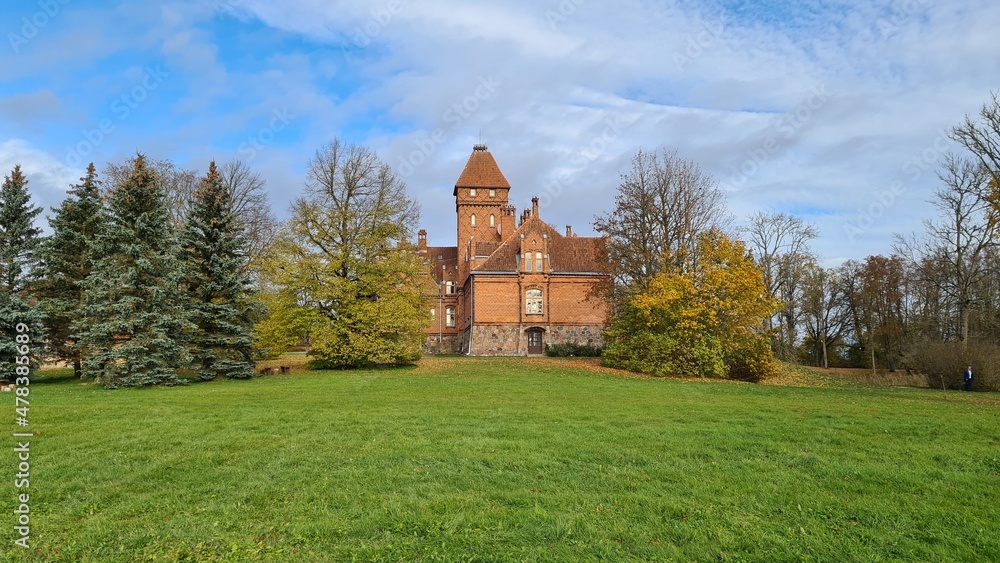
[0,139,427,387]
[2,94,998,388]
[596,94,1000,390]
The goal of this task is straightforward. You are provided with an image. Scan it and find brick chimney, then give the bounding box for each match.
[531,196,539,218]
[565,225,572,237]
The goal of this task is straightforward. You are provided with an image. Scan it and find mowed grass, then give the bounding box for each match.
[2,357,999,562]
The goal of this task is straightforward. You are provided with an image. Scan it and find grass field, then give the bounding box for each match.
[3,357,999,561]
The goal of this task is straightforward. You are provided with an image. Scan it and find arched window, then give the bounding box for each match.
[489,214,496,228]
[470,214,477,227]
[535,252,543,272]
[525,289,543,315]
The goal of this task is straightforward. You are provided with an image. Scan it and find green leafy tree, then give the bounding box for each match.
[602,230,779,381]
[36,163,104,377]
[77,154,191,387]
[178,162,260,380]
[0,165,45,379]
[261,139,428,367]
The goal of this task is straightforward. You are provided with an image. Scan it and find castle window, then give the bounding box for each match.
[489,188,495,198]
[525,254,533,272]
[525,289,543,315]
[470,188,477,197]
[446,307,455,327]
[535,252,543,272]
[471,214,476,227]
[489,214,495,228]
[445,281,455,295]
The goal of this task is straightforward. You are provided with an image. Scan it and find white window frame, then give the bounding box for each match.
[525,289,543,315]
[446,307,455,327]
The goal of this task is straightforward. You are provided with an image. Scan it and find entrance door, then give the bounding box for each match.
[527,329,543,355]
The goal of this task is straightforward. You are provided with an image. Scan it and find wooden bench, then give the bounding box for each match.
[259,367,273,376]
[279,366,291,374]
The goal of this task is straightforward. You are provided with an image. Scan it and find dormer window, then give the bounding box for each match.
[470,188,477,197]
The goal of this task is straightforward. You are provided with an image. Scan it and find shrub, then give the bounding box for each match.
[544,343,602,357]
[726,334,779,382]
[905,340,1000,392]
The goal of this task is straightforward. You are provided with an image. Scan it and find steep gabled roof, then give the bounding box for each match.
[474,214,606,274]
[453,145,511,195]
[548,236,607,273]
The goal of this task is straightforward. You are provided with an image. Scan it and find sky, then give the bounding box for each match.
[2,0,998,265]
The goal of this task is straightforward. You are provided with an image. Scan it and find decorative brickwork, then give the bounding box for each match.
[420,145,610,356]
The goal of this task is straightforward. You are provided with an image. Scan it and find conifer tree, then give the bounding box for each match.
[0,165,45,379]
[36,164,104,378]
[178,161,258,380]
[77,154,191,387]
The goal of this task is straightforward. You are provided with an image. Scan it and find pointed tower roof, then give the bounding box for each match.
[453,144,511,195]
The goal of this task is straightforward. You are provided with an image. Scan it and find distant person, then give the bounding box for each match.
[963,365,973,391]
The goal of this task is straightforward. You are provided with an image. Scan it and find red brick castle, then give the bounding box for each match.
[418,145,609,355]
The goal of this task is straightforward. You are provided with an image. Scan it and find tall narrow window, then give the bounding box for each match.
[446,307,455,327]
[525,254,533,272]
[525,289,543,315]
[470,214,476,227]
[430,308,436,319]
[445,281,455,295]
[489,214,495,228]
[470,188,477,197]
[535,252,543,272]
[489,188,496,198]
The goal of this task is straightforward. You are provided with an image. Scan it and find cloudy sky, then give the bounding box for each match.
[2,0,998,264]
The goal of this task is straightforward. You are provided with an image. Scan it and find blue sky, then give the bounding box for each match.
[2,0,999,264]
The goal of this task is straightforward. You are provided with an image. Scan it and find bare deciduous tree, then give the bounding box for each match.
[218,160,278,275]
[801,265,850,368]
[742,211,818,360]
[951,91,1000,228]
[105,156,277,276]
[896,154,996,347]
[593,148,731,296]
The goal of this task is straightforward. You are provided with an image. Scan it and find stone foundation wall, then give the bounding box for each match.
[467,324,604,356]
[424,334,462,354]
[469,325,522,356]
[546,325,603,350]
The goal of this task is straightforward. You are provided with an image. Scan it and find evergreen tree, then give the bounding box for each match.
[36,163,104,378]
[77,154,191,387]
[178,161,258,380]
[0,165,45,379]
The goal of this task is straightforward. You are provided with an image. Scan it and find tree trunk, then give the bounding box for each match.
[959,302,970,350]
[821,337,828,369]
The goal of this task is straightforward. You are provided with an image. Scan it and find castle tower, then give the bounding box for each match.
[454,144,513,286]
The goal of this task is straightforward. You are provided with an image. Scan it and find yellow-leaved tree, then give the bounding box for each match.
[602,229,780,381]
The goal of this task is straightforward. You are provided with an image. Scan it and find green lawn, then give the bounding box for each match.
[3,357,999,562]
